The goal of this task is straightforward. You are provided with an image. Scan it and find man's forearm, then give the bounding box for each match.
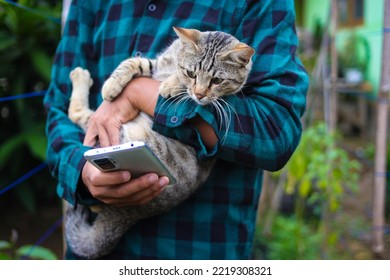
[187,116,218,149]
[125,77,218,149]
[124,77,160,118]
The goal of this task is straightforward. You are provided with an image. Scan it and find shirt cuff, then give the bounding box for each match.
[152,95,219,160]
[58,145,100,206]
[75,178,102,206]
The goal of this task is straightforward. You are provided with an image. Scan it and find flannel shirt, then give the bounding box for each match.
[44,0,308,259]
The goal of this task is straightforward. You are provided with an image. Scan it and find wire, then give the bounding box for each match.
[0,162,47,196]
[20,216,63,259]
[0,90,46,103]
[0,0,61,24]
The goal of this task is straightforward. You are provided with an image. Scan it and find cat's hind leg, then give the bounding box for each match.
[69,67,94,131]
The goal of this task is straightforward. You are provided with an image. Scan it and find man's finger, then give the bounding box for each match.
[84,124,98,146]
[97,123,112,147]
[87,168,131,187]
[107,123,121,146]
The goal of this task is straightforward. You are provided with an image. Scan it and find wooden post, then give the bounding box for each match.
[319,0,339,259]
[329,0,338,133]
[372,0,390,254]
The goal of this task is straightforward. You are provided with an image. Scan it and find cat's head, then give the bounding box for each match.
[174,27,255,105]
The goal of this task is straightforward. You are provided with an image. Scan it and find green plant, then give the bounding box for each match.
[255,215,323,260]
[283,122,361,215]
[0,0,61,212]
[338,32,370,74]
[0,230,57,260]
[256,122,362,259]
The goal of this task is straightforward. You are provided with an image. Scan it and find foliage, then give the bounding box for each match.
[281,122,361,216]
[255,122,362,259]
[255,215,323,260]
[338,32,370,73]
[0,0,61,212]
[0,230,57,260]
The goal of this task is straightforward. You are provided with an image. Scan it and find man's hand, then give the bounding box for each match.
[81,161,169,206]
[83,93,139,148]
[84,77,160,147]
[82,77,165,206]
[80,76,217,206]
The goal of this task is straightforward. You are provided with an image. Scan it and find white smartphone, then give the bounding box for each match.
[84,141,176,184]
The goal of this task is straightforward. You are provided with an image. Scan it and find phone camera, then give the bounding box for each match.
[93,157,116,170]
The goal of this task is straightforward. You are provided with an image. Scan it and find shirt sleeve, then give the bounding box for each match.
[152,0,308,171]
[44,1,95,205]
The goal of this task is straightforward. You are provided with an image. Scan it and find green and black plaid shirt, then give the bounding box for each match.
[44,0,308,259]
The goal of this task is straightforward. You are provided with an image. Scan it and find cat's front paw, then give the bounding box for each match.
[159,82,172,98]
[159,79,184,98]
[102,77,123,101]
[70,67,93,88]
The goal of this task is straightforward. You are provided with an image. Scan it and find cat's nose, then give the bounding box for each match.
[195,93,206,100]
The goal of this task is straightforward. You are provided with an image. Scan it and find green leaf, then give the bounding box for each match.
[0,252,11,260]
[29,48,52,82]
[25,127,47,161]
[298,178,311,198]
[287,154,306,179]
[0,34,17,52]
[285,175,297,195]
[0,134,26,170]
[17,245,58,260]
[2,5,18,33]
[0,125,47,169]
[0,240,12,250]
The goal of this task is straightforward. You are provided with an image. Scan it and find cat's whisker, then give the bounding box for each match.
[171,93,192,112]
[158,93,186,114]
[220,99,237,126]
[212,100,230,143]
[166,95,183,111]
[173,93,190,105]
[236,89,245,99]
[219,98,245,135]
[218,101,230,132]
[211,102,224,132]
[157,96,174,115]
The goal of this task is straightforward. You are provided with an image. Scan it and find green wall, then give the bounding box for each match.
[297,0,384,94]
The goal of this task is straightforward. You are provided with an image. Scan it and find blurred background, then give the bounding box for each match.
[0,0,389,260]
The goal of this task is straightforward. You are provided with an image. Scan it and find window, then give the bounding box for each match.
[338,0,364,27]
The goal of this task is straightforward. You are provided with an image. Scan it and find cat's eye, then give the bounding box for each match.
[186,70,196,79]
[211,77,223,85]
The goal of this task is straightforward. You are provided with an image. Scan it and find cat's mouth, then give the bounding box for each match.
[188,89,214,106]
[190,93,212,106]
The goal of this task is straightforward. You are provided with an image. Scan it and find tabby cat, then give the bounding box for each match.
[66,27,254,259]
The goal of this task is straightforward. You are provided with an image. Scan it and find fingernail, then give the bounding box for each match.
[148,174,159,183]
[159,177,169,187]
[122,171,131,181]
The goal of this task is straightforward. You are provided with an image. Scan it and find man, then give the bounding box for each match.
[44,0,308,259]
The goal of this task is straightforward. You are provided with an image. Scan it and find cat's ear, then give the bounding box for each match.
[173,26,201,51]
[219,43,255,66]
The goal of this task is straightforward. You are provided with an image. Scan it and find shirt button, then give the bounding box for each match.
[135,51,142,57]
[148,4,156,12]
[170,116,178,123]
